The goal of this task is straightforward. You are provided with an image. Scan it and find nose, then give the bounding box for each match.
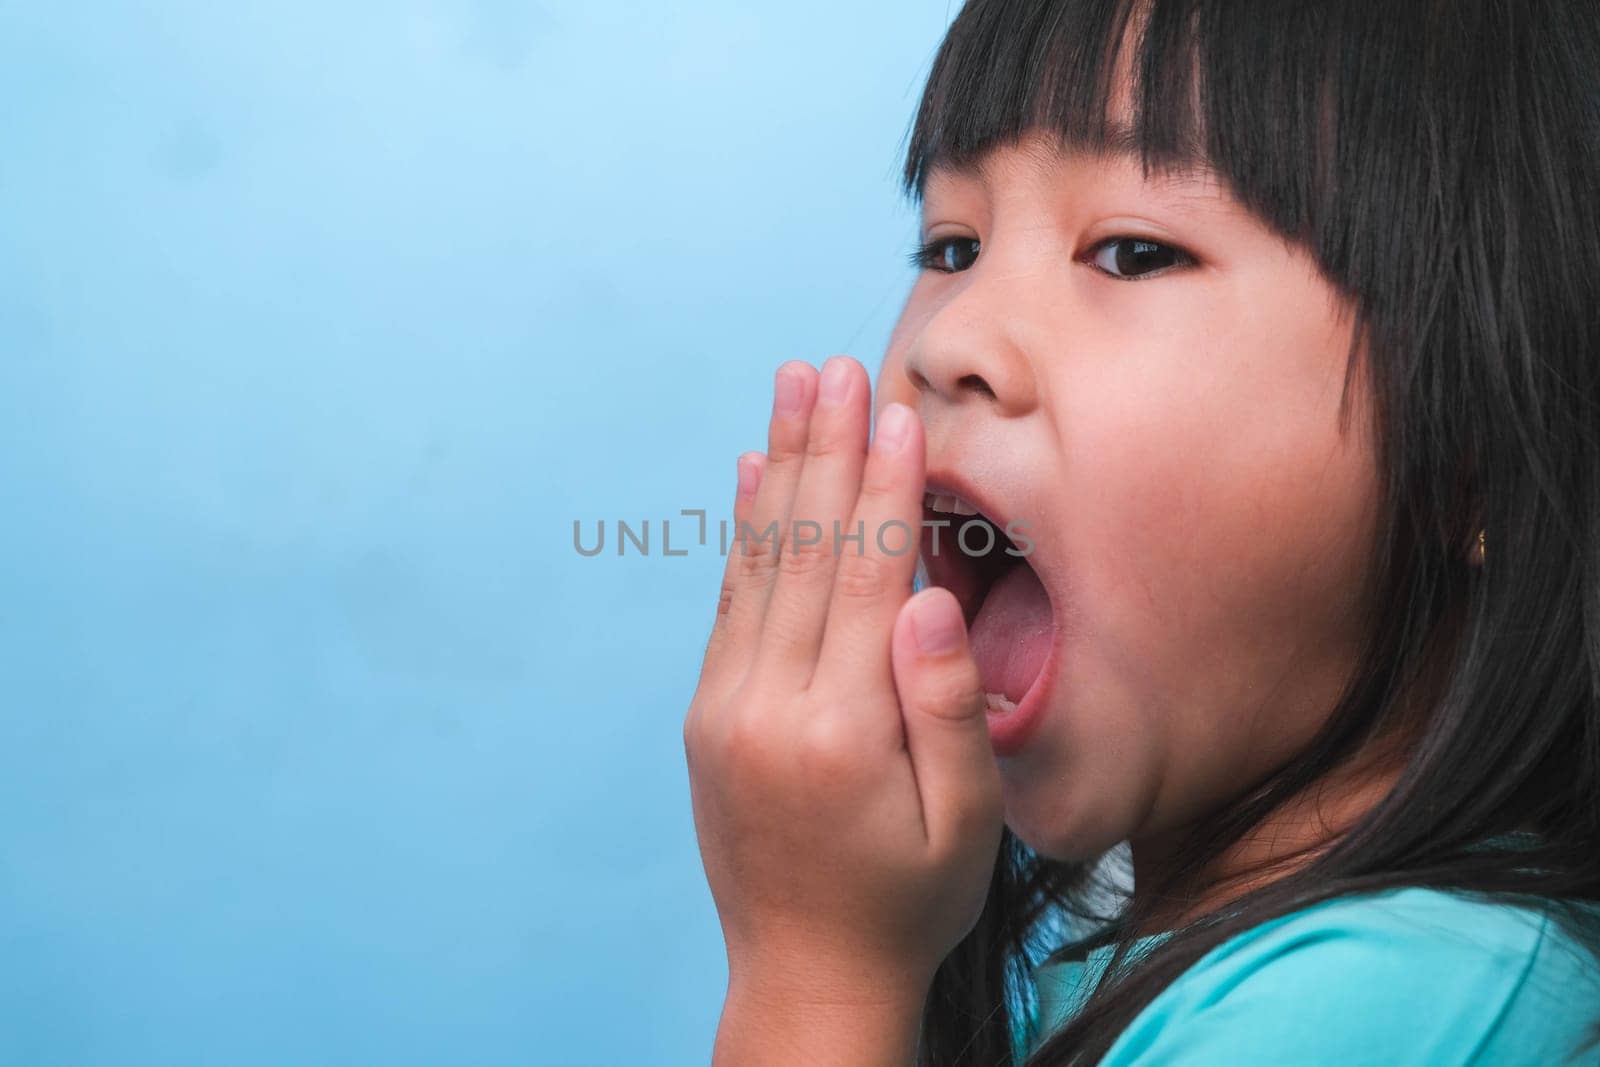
[901,280,1039,417]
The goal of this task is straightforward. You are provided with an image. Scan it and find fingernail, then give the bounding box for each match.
[911,591,965,654]
[875,403,914,452]
[736,453,762,498]
[774,366,805,416]
[819,357,851,407]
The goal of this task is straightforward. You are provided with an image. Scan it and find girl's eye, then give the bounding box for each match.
[1086,236,1195,280]
[906,233,1195,279]
[907,236,980,274]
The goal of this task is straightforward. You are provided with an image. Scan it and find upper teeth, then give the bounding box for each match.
[924,492,979,516]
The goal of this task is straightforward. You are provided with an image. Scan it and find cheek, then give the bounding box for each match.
[1046,326,1380,826]
[1083,388,1374,630]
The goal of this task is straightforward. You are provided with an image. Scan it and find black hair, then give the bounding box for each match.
[897,1,1600,1063]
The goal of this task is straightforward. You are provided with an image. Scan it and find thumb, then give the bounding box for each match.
[891,587,1003,851]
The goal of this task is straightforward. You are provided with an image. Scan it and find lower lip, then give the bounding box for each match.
[984,625,1059,757]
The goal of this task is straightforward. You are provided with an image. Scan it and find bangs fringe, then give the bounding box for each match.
[902,0,1437,281]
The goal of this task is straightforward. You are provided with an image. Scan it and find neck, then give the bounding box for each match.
[1121,615,1471,941]
[1124,751,1407,940]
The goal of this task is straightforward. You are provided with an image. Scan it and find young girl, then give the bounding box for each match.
[682,0,1600,1062]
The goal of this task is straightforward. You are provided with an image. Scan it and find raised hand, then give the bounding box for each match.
[682,355,1005,1060]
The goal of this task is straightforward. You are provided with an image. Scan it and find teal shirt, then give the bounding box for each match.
[1015,886,1600,1064]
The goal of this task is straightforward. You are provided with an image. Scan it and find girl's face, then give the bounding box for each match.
[875,129,1382,862]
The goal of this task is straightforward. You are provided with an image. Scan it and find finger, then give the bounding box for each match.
[701,450,766,677]
[755,356,872,681]
[890,587,1002,851]
[814,401,925,688]
[720,361,817,655]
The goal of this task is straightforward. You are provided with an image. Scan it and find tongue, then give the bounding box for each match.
[969,561,1053,704]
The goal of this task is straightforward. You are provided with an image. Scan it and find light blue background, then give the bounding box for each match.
[0,3,954,1063]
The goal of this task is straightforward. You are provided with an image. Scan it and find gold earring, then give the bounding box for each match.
[1476,529,1486,564]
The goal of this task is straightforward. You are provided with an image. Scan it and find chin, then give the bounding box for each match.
[1000,764,1140,865]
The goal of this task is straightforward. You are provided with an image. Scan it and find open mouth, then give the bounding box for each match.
[919,486,1055,716]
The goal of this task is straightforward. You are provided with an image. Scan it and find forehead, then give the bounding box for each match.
[921,126,1224,202]
[928,125,1209,194]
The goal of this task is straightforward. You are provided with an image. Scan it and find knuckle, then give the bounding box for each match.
[777,534,831,578]
[920,674,984,717]
[805,427,854,461]
[734,537,779,584]
[682,708,703,758]
[857,460,900,501]
[683,696,732,773]
[721,702,788,774]
[832,551,890,601]
[766,436,808,466]
[797,715,857,783]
